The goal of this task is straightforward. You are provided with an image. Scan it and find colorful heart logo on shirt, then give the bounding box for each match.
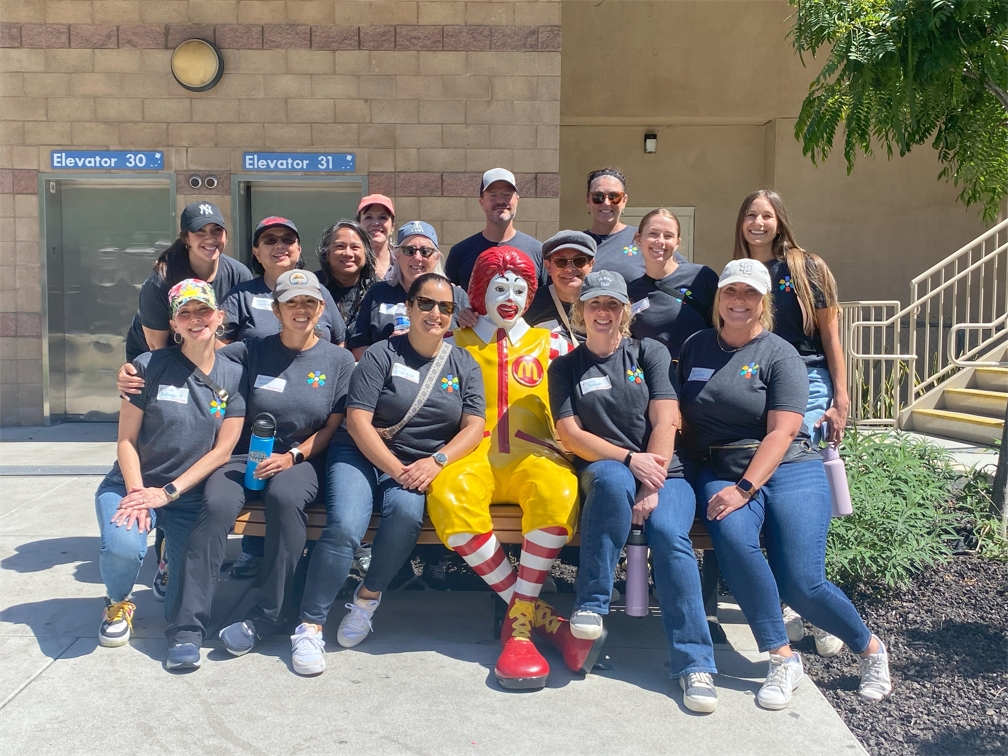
[307,372,326,387]
[779,276,792,292]
[441,374,459,393]
[210,399,226,415]
[626,366,644,384]
[622,244,639,257]
[739,362,759,379]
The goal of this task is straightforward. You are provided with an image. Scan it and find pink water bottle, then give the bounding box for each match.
[625,527,650,617]
[821,443,853,517]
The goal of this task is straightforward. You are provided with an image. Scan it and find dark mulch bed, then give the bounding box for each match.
[798,555,1008,756]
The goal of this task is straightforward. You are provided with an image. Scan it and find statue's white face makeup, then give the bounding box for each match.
[485,271,529,328]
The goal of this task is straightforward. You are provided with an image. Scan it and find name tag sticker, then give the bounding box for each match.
[630,298,650,316]
[157,385,190,404]
[689,367,715,382]
[251,296,273,311]
[579,375,613,394]
[254,375,287,393]
[391,363,420,384]
[379,302,406,315]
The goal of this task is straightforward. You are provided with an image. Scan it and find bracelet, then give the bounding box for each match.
[623,451,633,466]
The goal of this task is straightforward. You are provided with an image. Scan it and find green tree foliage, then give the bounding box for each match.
[789,0,1008,220]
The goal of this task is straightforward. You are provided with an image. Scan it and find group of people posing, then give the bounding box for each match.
[96,167,892,714]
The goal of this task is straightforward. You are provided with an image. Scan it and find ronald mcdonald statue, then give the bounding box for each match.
[427,246,608,690]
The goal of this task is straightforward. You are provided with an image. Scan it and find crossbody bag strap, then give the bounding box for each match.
[652,277,713,328]
[377,341,453,441]
[547,284,579,346]
[171,348,229,404]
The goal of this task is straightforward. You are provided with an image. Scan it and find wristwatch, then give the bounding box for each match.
[288,447,305,464]
[736,478,758,500]
[433,451,449,468]
[162,483,180,502]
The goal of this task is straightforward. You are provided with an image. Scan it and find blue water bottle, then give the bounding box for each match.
[244,412,276,490]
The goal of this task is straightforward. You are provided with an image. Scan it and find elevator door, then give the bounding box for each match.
[45,178,174,420]
[241,180,363,272]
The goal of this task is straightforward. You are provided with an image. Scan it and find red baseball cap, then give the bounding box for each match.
[357,194,395,218]
[253,216,298,245]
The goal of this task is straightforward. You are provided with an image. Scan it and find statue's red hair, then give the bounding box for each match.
[467,246,538,316]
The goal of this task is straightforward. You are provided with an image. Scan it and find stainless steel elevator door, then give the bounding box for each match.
[48,180,173,420]
[247,183,362,273]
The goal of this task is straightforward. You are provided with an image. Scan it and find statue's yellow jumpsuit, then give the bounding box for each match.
[426,323,579,542]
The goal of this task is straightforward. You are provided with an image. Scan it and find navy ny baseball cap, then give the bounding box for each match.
[180,201,226,233]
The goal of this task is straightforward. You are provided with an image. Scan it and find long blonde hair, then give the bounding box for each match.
[712,287,775,334]
[733,189,838,336]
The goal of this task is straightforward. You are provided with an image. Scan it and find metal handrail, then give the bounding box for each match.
[948,312,1008,367]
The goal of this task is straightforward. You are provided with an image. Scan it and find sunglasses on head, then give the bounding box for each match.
[589,191,625,205]
[550,255,591,270]
[400,244,437,258]
[259,234,298,246]
[412,296,456,315]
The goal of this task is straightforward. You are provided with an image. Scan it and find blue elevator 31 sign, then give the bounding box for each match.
[51,150,164,170]
[243,152,356,172]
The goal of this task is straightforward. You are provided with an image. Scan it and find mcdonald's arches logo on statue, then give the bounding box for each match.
[512,355,544,387]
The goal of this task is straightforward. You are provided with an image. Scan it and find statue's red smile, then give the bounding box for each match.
[496,302,519,320]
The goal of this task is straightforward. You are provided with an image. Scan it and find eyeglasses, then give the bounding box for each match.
[550,255,591,270]
[259,234,298,246]
[412,296,456,315]
[400,245,437,258]
[589,191,626,205]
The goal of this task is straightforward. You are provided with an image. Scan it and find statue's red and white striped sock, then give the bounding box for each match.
[514,527,567,602]
[448,532,516,603]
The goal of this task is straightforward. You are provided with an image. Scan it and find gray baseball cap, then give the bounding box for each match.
[542,230,597,259]
[579,270,629,304]
[479,168,517,194]
[273,269,323,303]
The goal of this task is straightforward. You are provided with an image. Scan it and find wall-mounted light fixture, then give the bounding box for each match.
[644,133,658,154]
[171,38,224,92]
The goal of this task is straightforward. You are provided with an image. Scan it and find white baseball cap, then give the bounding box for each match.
[480,168,517,194]
[718,258,772,295]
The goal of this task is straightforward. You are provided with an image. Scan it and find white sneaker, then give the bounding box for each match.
[858,637,893,702]
[782,605,805,642]
[812,626,844,657]
[679,672,719,713]
[336,586,381,648]
[757,653,804,710]
[569,609,604,640]
[291,623,326,676]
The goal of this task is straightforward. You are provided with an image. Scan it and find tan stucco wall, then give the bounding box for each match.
[559,0,992,303]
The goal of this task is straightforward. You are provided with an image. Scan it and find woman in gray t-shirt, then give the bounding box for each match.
[96,279,246,657]
[548,270,719,713]
[290,273,486,676]
[678,259,892,710]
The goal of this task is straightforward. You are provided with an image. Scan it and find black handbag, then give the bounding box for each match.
[706,438,815,480]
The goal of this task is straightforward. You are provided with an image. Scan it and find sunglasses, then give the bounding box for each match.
[400,245,437,258]
[589,191,626,205]
[412,296,456,315]
[550,255,591,270]
[259,234,298,246]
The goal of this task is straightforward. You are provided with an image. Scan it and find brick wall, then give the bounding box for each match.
[0,1,562,425]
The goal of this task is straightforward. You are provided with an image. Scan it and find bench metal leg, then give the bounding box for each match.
[702,549,727,644]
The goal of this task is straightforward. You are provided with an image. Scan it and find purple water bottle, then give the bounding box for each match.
[625,526,650,617]
[820,437,853,517]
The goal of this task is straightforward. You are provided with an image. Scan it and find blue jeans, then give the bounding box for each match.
[95,480,200,617]
[574,460,716,678]
[697,459,872,654]
[804,367,833,446]
[299,443,426,625]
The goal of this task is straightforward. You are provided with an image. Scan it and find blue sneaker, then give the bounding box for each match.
[218,621,259,656]
[166,642,202,670]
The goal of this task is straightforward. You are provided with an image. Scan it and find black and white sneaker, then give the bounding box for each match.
[99,598,135,648]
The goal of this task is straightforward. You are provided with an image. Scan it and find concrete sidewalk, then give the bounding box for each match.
[0,429,869,756]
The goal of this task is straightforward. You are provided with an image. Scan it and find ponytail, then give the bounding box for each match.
[153,231,197,288]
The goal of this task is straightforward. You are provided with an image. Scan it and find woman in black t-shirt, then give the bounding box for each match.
[678,259,891,711]
[96,279,245,659]
[292,273,486,676]
[315,219,381,335]
[548,270,719,714]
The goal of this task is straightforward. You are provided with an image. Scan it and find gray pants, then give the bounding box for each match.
[166,454,322,646]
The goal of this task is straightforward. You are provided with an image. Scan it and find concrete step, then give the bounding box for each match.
[943,388,1008,418]
[974,367,1008,392]
[911,408,1004,446]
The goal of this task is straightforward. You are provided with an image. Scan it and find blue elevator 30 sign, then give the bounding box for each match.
[51,150,164,170]
[243,152,356,172]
